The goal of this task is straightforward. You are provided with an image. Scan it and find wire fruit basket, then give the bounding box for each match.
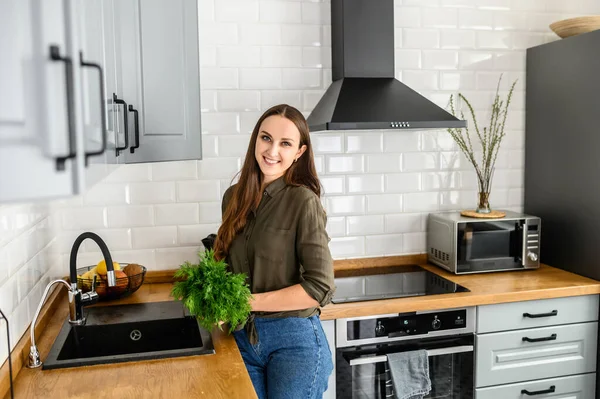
[76,263,147,301]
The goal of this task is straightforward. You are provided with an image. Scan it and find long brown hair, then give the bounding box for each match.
[213,104,321,260]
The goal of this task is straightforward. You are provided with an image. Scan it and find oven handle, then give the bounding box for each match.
[348,345,474,366]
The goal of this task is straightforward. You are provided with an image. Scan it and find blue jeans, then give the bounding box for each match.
[233,315,334,399]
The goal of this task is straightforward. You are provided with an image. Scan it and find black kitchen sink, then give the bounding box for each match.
[43,301,214,369]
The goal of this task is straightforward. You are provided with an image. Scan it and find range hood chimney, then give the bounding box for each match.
[307,0,467,132]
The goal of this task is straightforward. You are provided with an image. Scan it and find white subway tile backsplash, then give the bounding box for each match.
[282,25,322,46]
[83,228,132,252]
[217,90,260,111]
[346,133,383,154]
[404,192,440,212]
[179,224,221,246]
[403,29,440,49]
[132,226,177,249]
[321,176,345,195]
[151,161,198,182]
[422,8,458,28]
[62,208,107,230]
[199,203,223,223]
[440,71,476,90]
[384,173,421,193]
[385,213,423,234]
[107,206,154,228]
[282,69,321,89]
[217,135,251,157]
[260,1,302,23]
[422,172,461,191]
[177,180,221,203]
[201,112,240,135]
[366,194,403,214]
[156,247,201,268]
[493,12,529,30]
[347,215,384,236]
[458,9,494,29]
[493,51,525,70]
[302,47,331,69]
[384,131,420,153]
[312,134,344,154]
[402,71,440,91]
[303,90,326,111]
[366,234,404,256]
[476,30,512,49]
[261,90,302,110]
[129,182,176,204]
[301,2,330,24]
[440,30,476,49]
[198,0,214,22]
[324,196,366,216]
[395,49,422,69]
[459,51,494,69]
[200,22,239,45]
[326,217,346,238]
[215,0,259,22]
[403,232,427,253]
[261,46,303,67]
[239,24,281,45]
[240,69,282,89]
[326,155,364,174]
[403,152,440,171]
[395,6,422,28]
[366,154,402,173]
[103,164,151,183]
[439,190,477,210]
[155,204,200,226]
[201,68,239,89]
[329,237,365,258]
[347,175,384,194]
[217,47,261,67]
[508,188,524,207]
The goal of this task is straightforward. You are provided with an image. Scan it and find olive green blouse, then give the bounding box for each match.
[222,176,335,326]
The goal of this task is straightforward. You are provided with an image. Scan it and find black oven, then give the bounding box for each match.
[335,308,475,399]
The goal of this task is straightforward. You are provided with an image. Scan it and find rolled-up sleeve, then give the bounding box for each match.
[296,194,335,307]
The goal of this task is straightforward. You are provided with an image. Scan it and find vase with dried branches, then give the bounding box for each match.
[447,75,517,216]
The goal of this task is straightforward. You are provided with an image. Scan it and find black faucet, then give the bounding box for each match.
[28,232,117,368]
[68,232,116,324]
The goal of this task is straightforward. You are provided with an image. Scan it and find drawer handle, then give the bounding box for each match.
[523,310,558,318]
[521,385,556,396]
[522,333,557,343]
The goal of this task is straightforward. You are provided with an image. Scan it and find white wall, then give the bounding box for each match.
[2,0,600,366]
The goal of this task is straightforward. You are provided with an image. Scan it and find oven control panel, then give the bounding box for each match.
[346,309,468,341]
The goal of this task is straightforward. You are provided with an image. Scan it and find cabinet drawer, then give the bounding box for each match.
[476,373,596,399]
[476,322,597,387]
[477,295,599,333]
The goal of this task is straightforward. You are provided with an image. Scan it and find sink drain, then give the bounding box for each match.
[130,329,142,341]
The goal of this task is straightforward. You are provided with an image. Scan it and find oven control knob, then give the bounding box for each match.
[527,252,538,262]
[432,317,441,330]
[375,321,385,336]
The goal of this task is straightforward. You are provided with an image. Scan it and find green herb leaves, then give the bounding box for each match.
[171,249,252,333]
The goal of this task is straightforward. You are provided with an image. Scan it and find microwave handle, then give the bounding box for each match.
[349,345,474,366]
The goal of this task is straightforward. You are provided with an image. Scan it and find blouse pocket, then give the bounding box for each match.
[255,226,293,262]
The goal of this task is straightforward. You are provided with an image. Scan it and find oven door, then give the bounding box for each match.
[336,334,474,399]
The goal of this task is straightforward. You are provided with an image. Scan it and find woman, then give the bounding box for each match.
[213,104,335,399]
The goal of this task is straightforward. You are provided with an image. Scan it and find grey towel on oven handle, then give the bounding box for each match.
[387,349,432,399]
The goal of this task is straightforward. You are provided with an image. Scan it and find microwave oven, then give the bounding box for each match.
[427,210,541,274]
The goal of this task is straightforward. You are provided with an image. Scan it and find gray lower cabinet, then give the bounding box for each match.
[476,373,596,399]
[475,295,599,398]
[322,319,336,399]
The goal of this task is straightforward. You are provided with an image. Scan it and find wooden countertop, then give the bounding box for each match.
[4,258,600,399]
[4,284,258,399]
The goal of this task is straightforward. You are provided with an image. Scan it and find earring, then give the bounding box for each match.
[294,158,298,163]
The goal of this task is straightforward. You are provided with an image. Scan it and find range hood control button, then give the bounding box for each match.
[528,252,538,262]
[432,316,441,330]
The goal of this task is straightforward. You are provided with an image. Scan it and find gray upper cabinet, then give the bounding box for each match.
[1,0,202,203]
[0,0,82,202]
[118,0,202,163]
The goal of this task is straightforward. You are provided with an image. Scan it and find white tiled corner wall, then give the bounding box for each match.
[2,0,600,368]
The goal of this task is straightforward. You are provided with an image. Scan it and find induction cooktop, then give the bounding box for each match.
[331,265,469,304]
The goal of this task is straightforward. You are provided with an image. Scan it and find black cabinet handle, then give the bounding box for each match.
[49,45,76,171]
[522,333,557,343]
[113,93,129,156]
[521,385,555,396]
[79,52,107,165]
[128,105,140,153]
[523,310,558,318]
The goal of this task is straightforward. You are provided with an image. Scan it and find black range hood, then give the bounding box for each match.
[307,0,467,132]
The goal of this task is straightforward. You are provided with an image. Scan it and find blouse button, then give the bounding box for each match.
[263,191,267,196]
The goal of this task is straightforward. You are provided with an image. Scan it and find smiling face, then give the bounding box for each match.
[254,115,307,185]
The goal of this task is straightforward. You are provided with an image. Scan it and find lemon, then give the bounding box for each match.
[96,259,121,275]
